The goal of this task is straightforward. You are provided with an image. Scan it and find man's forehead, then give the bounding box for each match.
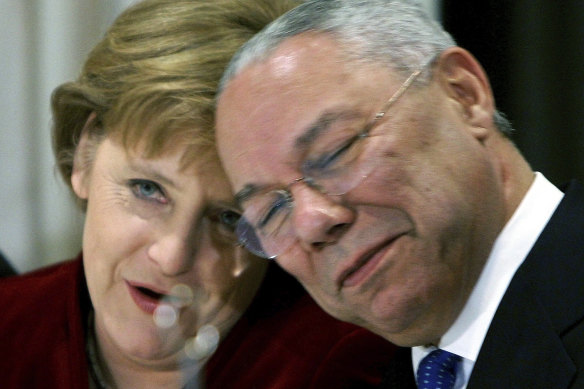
[216,32,395,194]
[266,32,344,72]
[229,33,347,92]
[217,34,344,135]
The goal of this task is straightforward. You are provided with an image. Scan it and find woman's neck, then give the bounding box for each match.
[87,312,203,389]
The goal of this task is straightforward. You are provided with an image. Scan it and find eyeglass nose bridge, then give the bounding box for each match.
[287,176,351,218]
[290,168,369,200]
[290,176,326,193]
[288,176,342,205]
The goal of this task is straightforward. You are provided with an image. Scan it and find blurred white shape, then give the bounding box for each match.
[154,304,178,329]
[184,324,220,361]
[171,284,195,306]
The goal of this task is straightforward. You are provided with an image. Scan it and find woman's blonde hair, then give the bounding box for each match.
[52,0,300,195]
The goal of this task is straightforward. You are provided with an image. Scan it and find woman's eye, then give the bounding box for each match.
[218,210,241,231]
[208,208,241,234]
[129,179,167,204]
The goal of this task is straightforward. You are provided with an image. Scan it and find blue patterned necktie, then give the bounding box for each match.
[416,349,461,389]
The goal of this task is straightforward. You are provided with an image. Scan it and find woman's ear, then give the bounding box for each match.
[71,112,98,200]
[436,47,495,138]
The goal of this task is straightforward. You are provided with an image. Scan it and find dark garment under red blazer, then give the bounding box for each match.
[0,255,398,388]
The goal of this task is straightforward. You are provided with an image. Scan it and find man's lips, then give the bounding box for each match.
[337,233,405,289]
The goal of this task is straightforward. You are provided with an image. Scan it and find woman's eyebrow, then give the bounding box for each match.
[125,161,179,190]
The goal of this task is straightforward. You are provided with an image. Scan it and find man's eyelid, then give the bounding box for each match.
[258,200,288,228]
[236,184,282,212]
[302,125,368,174]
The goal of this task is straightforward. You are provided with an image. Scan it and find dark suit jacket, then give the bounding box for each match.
[381,180,584,388]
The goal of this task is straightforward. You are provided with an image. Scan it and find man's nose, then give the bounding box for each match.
[290,183,354,252]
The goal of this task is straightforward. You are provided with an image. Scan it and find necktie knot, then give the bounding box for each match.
[416,349,461,389]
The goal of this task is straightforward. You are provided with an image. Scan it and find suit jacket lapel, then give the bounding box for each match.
[468,269,575,387]
[468,180,584,388]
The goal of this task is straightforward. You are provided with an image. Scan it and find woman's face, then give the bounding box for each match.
[72,135,267,367]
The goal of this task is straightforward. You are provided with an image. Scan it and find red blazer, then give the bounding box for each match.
[0,255,397,388]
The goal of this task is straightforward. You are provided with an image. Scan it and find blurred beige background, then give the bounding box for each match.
[0,0,136,272]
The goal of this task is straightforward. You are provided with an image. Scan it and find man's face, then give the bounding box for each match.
[216,33,506,346]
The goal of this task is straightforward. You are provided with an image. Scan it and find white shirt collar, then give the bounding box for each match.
[412,172,563,388]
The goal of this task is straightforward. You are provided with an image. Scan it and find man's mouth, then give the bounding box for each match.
[338,233,405,289]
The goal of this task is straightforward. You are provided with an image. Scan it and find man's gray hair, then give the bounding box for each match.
[219,0,454,92]
[218,0,514,135]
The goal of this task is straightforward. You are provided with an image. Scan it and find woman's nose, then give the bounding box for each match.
[147,224,197,276]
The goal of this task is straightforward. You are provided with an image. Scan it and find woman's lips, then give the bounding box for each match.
[126,281,165,315]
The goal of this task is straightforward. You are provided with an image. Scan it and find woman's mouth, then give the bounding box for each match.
[137,286,164,300]
[127,282,167,315]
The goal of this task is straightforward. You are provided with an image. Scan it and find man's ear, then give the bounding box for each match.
[436,47,495,138]
[71,112,98,200]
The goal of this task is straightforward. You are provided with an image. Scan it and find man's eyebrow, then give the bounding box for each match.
[235,183,262,207]
[294,110,362,150]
